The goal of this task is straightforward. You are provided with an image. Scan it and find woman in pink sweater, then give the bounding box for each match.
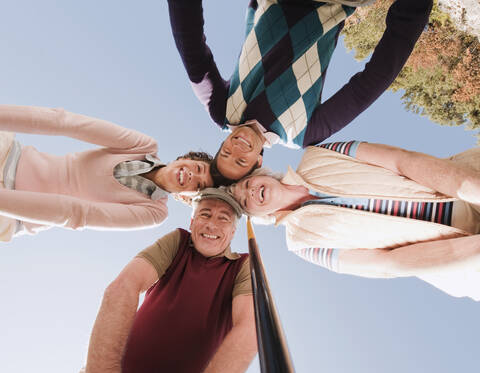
[0,105,214,241]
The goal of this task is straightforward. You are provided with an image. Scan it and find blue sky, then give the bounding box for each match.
[0,1,478,372]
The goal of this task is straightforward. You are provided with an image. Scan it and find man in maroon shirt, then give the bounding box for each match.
[84,189,257,373]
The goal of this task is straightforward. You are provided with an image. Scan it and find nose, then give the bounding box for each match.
[204,219,215,231]
[232,143,242,153]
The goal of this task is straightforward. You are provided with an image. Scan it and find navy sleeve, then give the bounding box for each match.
[302,0,433,147]
[167,0,228,127]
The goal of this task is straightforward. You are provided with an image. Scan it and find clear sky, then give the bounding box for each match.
[0,1,478,373]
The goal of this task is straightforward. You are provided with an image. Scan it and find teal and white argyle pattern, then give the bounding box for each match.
[225,0,355,148]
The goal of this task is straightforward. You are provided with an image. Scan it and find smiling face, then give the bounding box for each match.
[153,159,214,193]
[190,198,237,257]
[231,175,284,216]
[216,125,265,180]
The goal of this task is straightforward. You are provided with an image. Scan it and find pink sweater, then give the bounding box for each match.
[0,105,168,233]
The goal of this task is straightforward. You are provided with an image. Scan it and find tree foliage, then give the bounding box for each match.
[342,0,480,139]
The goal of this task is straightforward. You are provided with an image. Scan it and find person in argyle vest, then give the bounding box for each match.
[227,142,480,300]
[168,0,433,183]
[83,188,257,373]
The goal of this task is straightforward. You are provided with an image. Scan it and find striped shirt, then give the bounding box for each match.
[295,141,453,271]
[1,137,23,233]
[303,194,454,226]
[317,140,360,156]
[113,154,168,201]
[3,138,22,190]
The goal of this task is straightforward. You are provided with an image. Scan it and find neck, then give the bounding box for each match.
[144,166,168,192]
[277,183,315,211]
[247,123,268,146]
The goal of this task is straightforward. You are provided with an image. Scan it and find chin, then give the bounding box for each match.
[199,246,221,257]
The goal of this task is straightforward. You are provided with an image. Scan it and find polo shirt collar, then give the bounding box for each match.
[227,119,279,148]
[188,237,241,260]
[215,246,241,260]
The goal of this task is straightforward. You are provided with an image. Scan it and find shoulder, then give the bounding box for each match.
[157,228,183,248]
[136,229,184,278]
[233,255,252,298]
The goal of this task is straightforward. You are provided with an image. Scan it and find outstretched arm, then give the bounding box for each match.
[167,0,229,127]
[355,142,480,205]
[338,235,480,278]
[85,258,158,373]
[0,105,157,153]
[0,189,167,230]
[303,0,433,146]
[203,294,257,373]
[296,235,480,279]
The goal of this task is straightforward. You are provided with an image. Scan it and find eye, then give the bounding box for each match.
[197,164,201,172]
[197,182,201,189]
[246,179,250,188]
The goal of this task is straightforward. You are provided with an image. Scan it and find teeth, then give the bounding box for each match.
[202,233,219,239]
[179,169,184,185]
[237,136,251,148]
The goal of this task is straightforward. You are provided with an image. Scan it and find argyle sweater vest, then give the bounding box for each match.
[225,0,355,147]
[121,229,248,373]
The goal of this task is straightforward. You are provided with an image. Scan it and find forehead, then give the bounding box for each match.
[196,198,235,216]
[238,175,268,188]
[176,158,201,165]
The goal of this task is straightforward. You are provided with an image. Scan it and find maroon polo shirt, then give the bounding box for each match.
[121,229,248,373]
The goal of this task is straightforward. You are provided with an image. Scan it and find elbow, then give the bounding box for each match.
[103,280,124,301]
[394,148,416,176]
[246,323,258,355]
[104,277,139,301]
[458,176,480,205]
[241,324,259,359]
[383,252,412,278]
[234,319,258,356]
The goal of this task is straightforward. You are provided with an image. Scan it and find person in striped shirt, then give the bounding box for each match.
[228,141,480,300]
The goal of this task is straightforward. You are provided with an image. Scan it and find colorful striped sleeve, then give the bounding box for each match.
[294,248,340,272]
[316,140,362,157]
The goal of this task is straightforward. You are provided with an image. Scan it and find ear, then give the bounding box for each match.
[257,154,263,167]
[227,221,237,242]
[189,218,194,231]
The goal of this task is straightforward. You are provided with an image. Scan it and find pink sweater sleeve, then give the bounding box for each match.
[0,105,157,154]
[0,189,168,230]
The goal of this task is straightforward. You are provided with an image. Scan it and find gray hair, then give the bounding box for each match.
[224,167,284,223]
[225,167,284,198]
[248,167,284,180]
